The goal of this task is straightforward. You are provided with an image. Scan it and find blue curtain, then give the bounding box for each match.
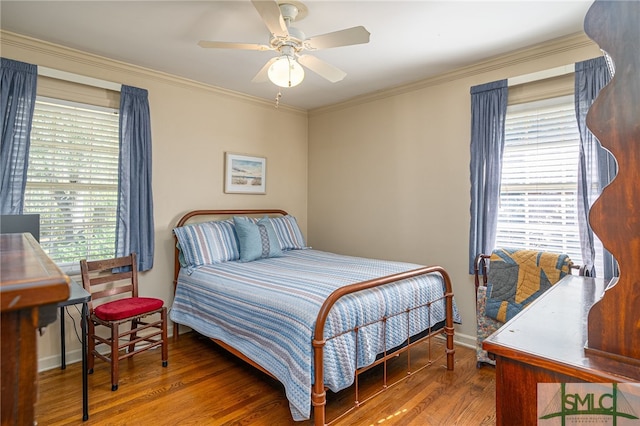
[0,58,37,214]
[116,85,154,271]
[575,56,616,278]
[468,80,508,274]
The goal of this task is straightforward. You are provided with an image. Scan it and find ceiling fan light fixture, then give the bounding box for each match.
[268,55,304,87]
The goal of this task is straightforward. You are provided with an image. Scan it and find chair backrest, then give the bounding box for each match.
[80,253,139,311]
[474,248,580,297]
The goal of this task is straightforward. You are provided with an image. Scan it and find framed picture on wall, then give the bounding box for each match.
[224,153,267,194]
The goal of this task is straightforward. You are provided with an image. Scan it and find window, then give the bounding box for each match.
[24,98,119,272]
[495,94,603,272]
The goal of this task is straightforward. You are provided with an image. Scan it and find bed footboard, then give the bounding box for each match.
[311,266,455,426]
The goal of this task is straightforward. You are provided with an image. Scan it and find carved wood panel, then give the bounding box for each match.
[584,0,640,363]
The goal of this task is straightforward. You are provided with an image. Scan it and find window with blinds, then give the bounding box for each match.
[495,95,588,267]
[24,98,119,272]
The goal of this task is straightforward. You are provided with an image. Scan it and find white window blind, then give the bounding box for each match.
[24,98,119,272]
[496,95,593,268]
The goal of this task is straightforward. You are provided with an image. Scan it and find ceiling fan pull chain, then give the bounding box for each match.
[275,90,282,108]
[287,55,293,87]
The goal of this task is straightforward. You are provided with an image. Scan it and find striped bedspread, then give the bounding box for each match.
[170,249,460,421]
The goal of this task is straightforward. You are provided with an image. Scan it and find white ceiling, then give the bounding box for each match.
[0,1,593,110]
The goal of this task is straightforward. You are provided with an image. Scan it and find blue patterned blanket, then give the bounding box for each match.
[170,249,459,421]
[485,248,571,322]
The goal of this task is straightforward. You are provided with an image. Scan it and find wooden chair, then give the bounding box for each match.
[80,253,168,391]
[473,248,577,368]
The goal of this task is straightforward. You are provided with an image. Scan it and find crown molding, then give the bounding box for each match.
[309,32,597,117]
[0,30,307,117]
[2,30,596,118]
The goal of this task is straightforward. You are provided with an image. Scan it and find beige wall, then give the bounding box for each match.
[2,30,602,369]
[1,32,308,370]
[307,33,601,347]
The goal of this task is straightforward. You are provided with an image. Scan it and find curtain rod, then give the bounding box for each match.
[38,66,121,92]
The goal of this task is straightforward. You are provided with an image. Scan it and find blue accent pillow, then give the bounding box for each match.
[233,216,282,262]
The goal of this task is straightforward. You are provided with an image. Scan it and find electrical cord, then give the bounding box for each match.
[65,304,84,344]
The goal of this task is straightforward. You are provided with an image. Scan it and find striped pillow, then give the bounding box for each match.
[269,215,308,250]
[174,220,239,272]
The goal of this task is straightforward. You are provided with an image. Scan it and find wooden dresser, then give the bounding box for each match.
[484,1,640,425]
[1,233,70,425]
[483,275,640,424]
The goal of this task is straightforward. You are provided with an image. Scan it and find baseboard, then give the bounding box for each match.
[38,330,176,373]
[453,332,476,350]
[39,327,475,372]
[38,350,80,372]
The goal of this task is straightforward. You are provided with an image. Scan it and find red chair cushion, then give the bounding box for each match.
[94,297,163,321]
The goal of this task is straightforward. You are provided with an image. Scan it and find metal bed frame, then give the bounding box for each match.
[172,209,455,425]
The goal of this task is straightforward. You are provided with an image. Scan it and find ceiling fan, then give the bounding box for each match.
[198,0,370,88]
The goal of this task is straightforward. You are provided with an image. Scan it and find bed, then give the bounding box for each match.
[170,209,459,425]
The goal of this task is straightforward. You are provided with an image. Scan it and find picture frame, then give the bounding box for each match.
[224,153,267,194]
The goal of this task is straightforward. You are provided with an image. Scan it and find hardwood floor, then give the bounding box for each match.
[36,332,496,425]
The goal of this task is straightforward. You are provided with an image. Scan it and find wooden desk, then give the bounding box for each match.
[1,233,70,426]
[483,275,640,425]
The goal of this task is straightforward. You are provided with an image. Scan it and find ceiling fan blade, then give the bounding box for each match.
[297,55,346,83]
[251,57,279,83]
[198,40,271,51]
[304,26,370,50]
[251,0,288,38]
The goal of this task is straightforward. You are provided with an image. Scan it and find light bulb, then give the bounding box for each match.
[268,55,305,88]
